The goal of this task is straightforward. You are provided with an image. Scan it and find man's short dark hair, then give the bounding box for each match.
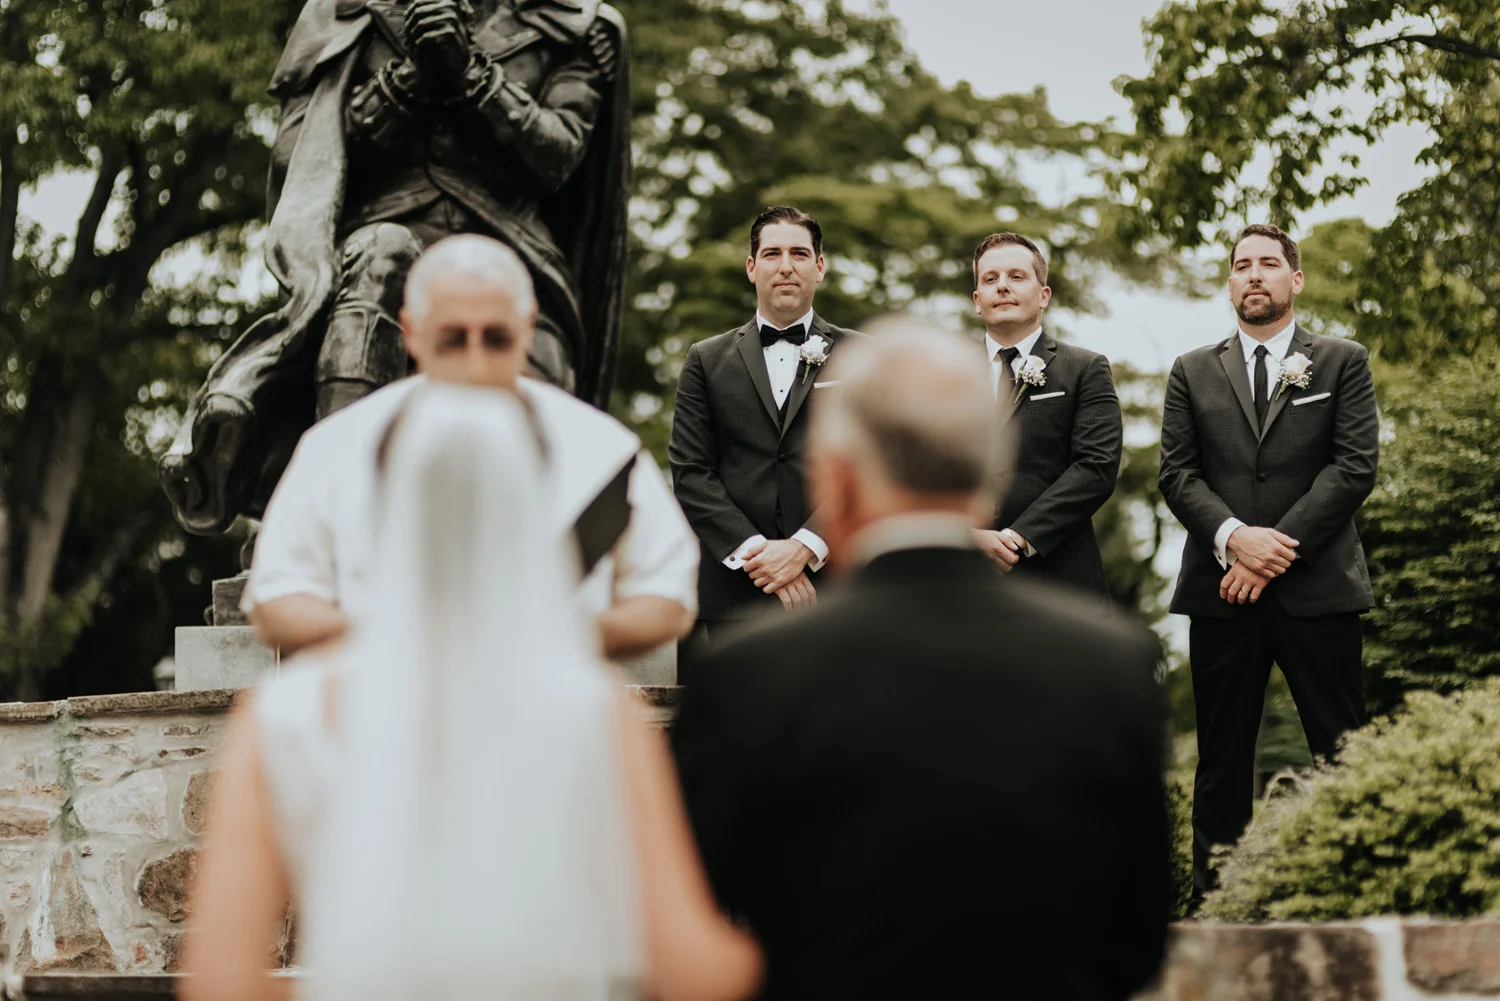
[972,232,1048,287]
[1230,224,1301,272]
[750,206,823,259]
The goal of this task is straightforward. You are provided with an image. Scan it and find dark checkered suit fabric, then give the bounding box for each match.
[995,334,1123,601]
[1159,326,1379,618]
[669,315,861,621]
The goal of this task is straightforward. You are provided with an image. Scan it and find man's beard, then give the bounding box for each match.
[1236,292,1291,326]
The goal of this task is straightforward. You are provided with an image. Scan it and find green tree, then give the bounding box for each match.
[4,0,1169,699]
[0,0,288,699]
[1114,0,1500,360]
[617,0,1168,454]
[1359,354,1500,713]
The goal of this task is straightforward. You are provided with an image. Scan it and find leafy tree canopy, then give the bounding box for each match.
[1,0,1168,698]
[618,0,1170,452]
[0,0,284,699]
[1116,1,1500,361]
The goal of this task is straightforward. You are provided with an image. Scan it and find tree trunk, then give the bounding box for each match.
[14,369,105,701]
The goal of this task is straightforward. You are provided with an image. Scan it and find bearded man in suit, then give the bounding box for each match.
[1159,224,1378,904]
[971,233,1122,601]
[669,206,860,678]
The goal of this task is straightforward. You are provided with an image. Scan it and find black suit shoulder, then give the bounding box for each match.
[702,565,1160,703]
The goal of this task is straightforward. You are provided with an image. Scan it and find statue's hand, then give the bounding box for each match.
[404,0,474,96]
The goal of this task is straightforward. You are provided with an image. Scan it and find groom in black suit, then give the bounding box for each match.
[1159,224,1378,902]
[971,233,1122,600]
[670,207,859,673]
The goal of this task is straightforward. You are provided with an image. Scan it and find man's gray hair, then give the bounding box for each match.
[404,234,537,319]
[812,318,1012,497]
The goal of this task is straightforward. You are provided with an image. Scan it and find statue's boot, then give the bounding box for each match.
[316,222,422,418]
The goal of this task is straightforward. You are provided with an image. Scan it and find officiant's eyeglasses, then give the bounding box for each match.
[433,324,518,354]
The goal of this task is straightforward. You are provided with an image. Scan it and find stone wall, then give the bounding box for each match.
[0,686,677,978]
[5,686,1499,1000]
[0,691,236,976]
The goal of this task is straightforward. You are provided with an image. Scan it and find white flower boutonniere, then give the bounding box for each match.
[1274,352,1313,401]
[1013,354,1048,403]
[798,334,832,384]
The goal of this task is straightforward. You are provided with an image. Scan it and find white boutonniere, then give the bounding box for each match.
[1013,354,1048,402]
[798,334,832,384]
[1274,352,1313,401]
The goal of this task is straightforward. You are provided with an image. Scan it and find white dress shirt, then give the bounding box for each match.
[722,308,829,572]
[985,327,1044,398]
[1213,318,1298,568]
[984,327,1043,556]
[244,375,699,623]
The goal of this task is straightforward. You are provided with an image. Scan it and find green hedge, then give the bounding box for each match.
[1362,356,1500,713]
[1204,682,1500,921]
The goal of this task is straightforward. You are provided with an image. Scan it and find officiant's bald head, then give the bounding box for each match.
[808,321,1012,562]
[400,235,539,390]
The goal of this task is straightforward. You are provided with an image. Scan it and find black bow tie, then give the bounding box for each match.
[760,323,809,348]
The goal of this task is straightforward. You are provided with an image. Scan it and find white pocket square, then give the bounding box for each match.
[1028,391,1066,401]
[813,381,840,388]
[1292,392,1331,406]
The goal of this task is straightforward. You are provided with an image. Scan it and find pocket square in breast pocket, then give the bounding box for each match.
[1292,392,1332,406]
[1028,391,1066,401]
[813,381,840,388]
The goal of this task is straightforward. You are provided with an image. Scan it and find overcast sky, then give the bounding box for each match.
[883,0,1434,371]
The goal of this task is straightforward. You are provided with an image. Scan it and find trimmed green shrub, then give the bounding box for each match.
[1204,682,1500,921]
[1166,769,1194,920]
[1362,356,1500,713]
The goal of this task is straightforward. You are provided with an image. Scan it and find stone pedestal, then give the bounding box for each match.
[618,643,676,686]
[173,626,274,691]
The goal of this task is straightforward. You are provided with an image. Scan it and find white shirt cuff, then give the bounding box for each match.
[1001,528,1037,558]
[723,535,767,570]
[792,529,830,572]
[1214,518,1246,570]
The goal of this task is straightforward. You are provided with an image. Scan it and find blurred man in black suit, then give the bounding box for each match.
[672,323,1168,1001]
[669,206,860,681]
[971,233,1122,601]
[1159,224,1378,903]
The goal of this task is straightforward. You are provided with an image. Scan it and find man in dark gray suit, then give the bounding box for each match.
[669,207,859,677]
[1159,223,1379,903]
[673,324,1168,1000]
[971,233,1122,600]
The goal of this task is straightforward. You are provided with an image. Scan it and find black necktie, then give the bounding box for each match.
[997,346,1020,396]
[1253,344,1269,429]
[760,323,808,348]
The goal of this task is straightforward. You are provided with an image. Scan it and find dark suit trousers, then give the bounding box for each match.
[1189,599,1365,892]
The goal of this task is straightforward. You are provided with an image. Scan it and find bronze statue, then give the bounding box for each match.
[160,0,630,535]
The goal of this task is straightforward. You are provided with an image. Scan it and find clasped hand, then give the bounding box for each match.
[973,528,1028,573]
[404,0,477,95]
[742,539,816,608]
[1219,526,1300,604]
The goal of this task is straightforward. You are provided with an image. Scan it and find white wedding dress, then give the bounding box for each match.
[251,385,642,1001]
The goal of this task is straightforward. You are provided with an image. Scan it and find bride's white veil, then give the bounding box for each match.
[299,384,640,1000]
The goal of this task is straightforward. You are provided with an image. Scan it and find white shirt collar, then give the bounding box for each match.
[1237,318,1297,364]
[755,307,816,338]
[850,511,977,567]
[985,326,1044,363]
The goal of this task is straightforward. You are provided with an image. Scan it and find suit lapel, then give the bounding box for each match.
[734,319,781,428]
[1218,336,1259,436]
[779,314,836,439]
[1258,325,1313,442]
[1014,330,1058,410]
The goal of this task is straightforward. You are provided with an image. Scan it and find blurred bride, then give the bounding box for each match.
[181,385,761,1001]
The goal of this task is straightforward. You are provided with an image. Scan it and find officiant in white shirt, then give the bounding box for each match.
[243,235,699,661]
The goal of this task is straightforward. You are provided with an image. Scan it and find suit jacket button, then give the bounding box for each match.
[1256,472,1267,482]
[778,452,789,462]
